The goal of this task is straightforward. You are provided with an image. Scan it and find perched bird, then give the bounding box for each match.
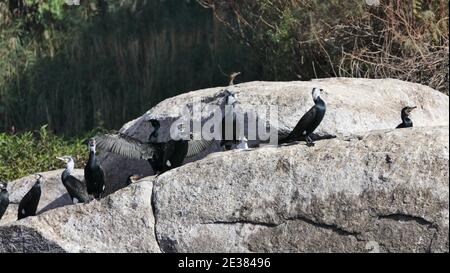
[279,87,326,146]
[0,182,9,220]
[396,106,417,128]
[18,174,43,220]
[84,138,105,199]
[220,90,242,150]
[95,120,213,175]
[229,72,241,86]
[126,175,142,186]
[56,156,90,204]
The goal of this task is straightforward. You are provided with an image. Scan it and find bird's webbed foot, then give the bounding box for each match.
[306,136,315,147]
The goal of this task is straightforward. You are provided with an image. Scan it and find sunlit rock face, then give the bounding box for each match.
[100,78,449,192]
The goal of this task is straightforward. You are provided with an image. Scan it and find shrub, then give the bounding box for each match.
[198,0,449,94]
[0,125,89,181]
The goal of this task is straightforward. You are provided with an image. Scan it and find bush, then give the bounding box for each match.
[0,0,256,135]
[198,0,449,94]
[0,125,89,181]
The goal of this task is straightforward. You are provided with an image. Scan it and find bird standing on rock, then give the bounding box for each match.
[18,174,43,220]
[220,89,242,150]
[84,138,105,199]
[57,156,90,204]
[279,87,326,146]
[396,106,416,128]
[0,182,9,220]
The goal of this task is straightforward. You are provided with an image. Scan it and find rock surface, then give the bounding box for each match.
[0,126,448,253]
[98,78,449,191]
[0,179,159,253]
[1,169,83,225]
[1,79,449,253]
[153,126,449,253]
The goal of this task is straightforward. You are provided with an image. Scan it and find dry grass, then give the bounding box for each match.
[198,0,449,94]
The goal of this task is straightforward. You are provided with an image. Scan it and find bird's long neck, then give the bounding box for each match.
[402,117,412,127]
[401,112,411,124]
[88,149,96,167]
[224,99,236,117]
[62,161,74,180]
[314,96,326,109]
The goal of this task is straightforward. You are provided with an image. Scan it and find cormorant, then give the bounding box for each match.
[126,175,142,186]
[0,182,9,220]
[84,138,105,199]
[220,90,241,150]
[18,174,43,220]
[279,87,326,146]
[57,156,90,204]
[229,72,241,86]
[396,106,416,128]
[95,120,213,175]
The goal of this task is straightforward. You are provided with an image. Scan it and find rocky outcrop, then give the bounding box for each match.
[0,179,159,253]
[98,78,449,192]
[152,126,449,253]
[0,170,83,225]
[1,126,448,253]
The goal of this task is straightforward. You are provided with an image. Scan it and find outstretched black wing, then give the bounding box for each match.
[186,140,215,158]
[95,133,157,160]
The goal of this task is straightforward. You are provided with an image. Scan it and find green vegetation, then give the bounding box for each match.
[0,125,91,181]
[0,0,257,135]
[0,0,448,180]
[199,0,449,93]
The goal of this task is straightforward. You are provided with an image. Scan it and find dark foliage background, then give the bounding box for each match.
[0,0,261,136]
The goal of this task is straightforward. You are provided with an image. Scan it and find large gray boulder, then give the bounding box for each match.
[1,80,448,253]
[153,126,449,253]
[0,126,448,253]
[99,78,449,192]
[0,179,159,253]
[1,169,83,225]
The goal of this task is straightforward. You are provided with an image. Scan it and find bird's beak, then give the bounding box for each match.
[407,106,417,114]
[56,157,65,162]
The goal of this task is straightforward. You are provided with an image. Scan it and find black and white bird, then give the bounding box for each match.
[84,138,105,199]
[0,182,9,220]
[95,120,213,175]
[220,90,242,150]
[279,87,326,146]
[18,174,43,220]
[56,156,90,204]
[396,106,416,128]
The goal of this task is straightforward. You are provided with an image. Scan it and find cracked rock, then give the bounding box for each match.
[0,179,160,253]
[153,126,449,253]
